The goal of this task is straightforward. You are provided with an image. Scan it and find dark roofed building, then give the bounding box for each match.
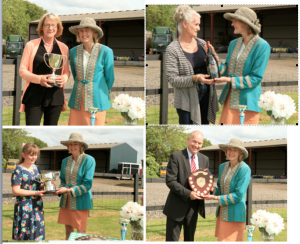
[38,142,138,173]
[201,138,287,176]
[28,9,144,56]
[193,5,297,48]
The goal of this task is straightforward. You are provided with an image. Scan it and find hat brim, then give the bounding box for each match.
[223,12,260,34]
[60,140,89,150]
[219,143,248,159]
[69,25,104,39]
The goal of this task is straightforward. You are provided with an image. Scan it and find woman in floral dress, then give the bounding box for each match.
[11,143,46,241]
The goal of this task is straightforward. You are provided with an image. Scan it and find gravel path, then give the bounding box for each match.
[3,173,143,205]
[146,182,287,220]
[146,59,298,107]
[2,64,144,107]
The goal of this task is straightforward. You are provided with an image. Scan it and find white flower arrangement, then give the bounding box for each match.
[250,210,285,235]
[112,94,145,120]
[258,91,296,119]
[120,201,143,222]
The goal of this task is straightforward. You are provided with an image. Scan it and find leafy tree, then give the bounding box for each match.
[2,0,47,39]
[2,156,7,169]
[146,5,178,31]
[2,129,48,161]
[146,126,212,170]
[146,152,160,178]
[146,5,201,31]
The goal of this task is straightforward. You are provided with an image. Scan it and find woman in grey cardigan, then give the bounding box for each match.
[166,5,219,125]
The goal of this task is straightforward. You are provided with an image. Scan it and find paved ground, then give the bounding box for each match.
[146,181,287,220]
[2,64,144,107]
[146,59,298,107]
[3,173,143,205]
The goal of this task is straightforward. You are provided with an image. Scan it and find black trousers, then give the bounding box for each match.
[25,103,63,126]
[166,200,199,241]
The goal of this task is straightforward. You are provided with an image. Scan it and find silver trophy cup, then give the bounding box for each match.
[35,172,60,193]
[44,53,67,87]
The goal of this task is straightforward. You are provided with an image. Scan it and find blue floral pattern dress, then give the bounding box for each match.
[11,165,45,241]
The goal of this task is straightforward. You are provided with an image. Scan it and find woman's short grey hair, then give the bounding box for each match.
[174,6,201,34]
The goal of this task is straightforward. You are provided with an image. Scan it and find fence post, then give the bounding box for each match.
[133,173,139,202]
[160,52,168,124]
[13,55,22,125]
[246,178,253,225]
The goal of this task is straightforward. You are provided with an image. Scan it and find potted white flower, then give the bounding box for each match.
[250,210,285,241]
[258,91,296,124]
[120,201,143,240]
[112,94,145,125]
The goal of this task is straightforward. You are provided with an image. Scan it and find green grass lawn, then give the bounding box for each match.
[2,102,144,126]
[146,92,298,125]
[2,199,142,241]
[146,208,287,242]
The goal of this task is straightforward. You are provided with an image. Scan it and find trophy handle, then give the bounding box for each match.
[34,175,42,184]
[59,55,68,70]
[43,53,53,69]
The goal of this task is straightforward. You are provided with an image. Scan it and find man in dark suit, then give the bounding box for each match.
[163,130,209,241]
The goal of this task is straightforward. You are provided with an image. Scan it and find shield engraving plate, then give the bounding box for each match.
[188,168,214,197]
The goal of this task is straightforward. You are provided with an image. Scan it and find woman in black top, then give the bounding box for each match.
[165,5,219,125]
[19,13,70,125]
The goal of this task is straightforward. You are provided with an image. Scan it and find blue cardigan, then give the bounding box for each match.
[212,161,251,222]
[218,35,270,112]
[69,43,115,111]
[59,153,95,210]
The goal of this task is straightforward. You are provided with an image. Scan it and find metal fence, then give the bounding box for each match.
[145,53,298,125]
[2,57,145,125]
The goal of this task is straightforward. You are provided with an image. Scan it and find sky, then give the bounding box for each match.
[183,126,287,145]
[28,0,144,15]
[20,127,144,163]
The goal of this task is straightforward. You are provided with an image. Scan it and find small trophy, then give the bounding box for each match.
[246,225,255,242]
[237,105,248,125]
[35,172,59,193]
[119,218,130,240]
[44,53,67,87]
[88,107,99,126]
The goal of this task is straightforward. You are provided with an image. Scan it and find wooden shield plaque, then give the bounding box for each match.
[188,168,214,197]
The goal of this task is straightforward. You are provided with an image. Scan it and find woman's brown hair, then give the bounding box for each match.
[36,13,63,37]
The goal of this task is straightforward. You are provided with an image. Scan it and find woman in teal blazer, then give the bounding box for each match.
[204,138,251,241]
[210,7,270,125]
[55,133,95,240]
[68,17,115,125]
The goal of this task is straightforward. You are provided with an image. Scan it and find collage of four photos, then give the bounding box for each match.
[1,1,298,242]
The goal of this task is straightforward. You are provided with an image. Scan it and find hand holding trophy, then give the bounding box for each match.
[44,53,68,87]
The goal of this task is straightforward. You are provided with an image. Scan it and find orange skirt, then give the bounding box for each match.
[57,196,89,231]
[215,207,245,242]
[68,90,106,126]
[219,88,259,125]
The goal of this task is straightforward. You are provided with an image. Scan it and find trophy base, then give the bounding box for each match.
[44,189,56,194]
[47,82,60,87]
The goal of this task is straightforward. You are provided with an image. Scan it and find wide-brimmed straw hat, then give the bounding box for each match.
[219,138,248,159]
[60,133,89,150]
[69,17,103,38]
[223,7,261,34]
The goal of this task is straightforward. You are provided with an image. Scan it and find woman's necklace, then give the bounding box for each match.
[42,37,53,46]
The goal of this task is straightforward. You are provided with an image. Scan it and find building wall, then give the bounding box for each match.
[110,143,138,171]
[201,147,286,176]
[197,7,297,48]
